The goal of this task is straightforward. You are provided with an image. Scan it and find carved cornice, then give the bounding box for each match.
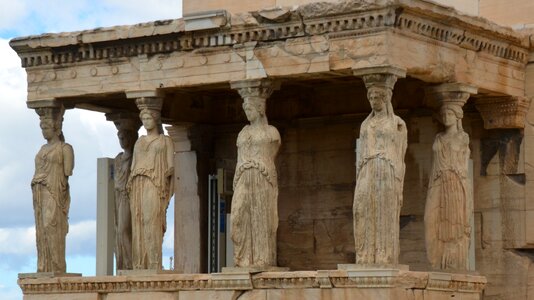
[475,96,531,129]
[353,65,407,90]
[211,272,253,290]
[10,0,528,69]
[230,79,280,101]
[426,273,486,292]
[330,271,398,288]
[19,274,211,294]
[135,96,163,112]
[34,105,65,125]
[395,12,526,63]
[425,83,478,109]
[18,271,486,295]
[252,271,318,289]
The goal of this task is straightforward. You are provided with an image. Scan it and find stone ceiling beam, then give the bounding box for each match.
[125,90,164,100]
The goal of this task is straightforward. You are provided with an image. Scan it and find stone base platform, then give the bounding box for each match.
[18,269,486,300]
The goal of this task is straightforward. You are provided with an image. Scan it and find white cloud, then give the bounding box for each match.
[98,0,183,25]
[77,110,122,156]
[1,0,183,37]
[0,39,27,111]
[0,220,96,257]
[0,39,39,227]
[0,288,23,300]
[0,1,27,32]
[67,220,97,256]
[163,215,174,252]
[0,226,35,255]
[0,219,94,279]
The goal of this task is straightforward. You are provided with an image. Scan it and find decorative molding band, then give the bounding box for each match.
[426,273,486,293]
[230,79,280,101]
[353,65,407,90]
[395,12,526,63]
[211,272,253,290]
[11,1,528,69]
[331,275,396,288]
[425,83,478,109]
[19,274,211,294]
[475,96,531,129]
[18,270,486,295]
[253,271,319,289]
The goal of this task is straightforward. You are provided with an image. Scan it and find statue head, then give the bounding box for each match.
[140,109,163,134]
[39,119,58,140]
[117,122,139,150]
[118,129,137,151]
[106,112,142,151]
[242,97,266,123]
[440,104,464,132]
[367,86,393,117]
[35,106,65,142]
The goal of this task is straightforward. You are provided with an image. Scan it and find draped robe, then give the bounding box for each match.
[425,132,471,270]
[353,114,407,265]
[129,134,174,270]
[231,124,280,267]
[114,151,133,270]
[32,142,73,273]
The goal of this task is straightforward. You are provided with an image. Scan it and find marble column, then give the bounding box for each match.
[351,66,407,266]
[167,123,212,273]
[424,83,477,272]
[30,101,74,273]
[229,79,281,269]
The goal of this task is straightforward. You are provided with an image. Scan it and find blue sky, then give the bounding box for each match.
[0,1,183,299]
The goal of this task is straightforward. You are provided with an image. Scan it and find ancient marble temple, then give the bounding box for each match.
[11,0,534,299]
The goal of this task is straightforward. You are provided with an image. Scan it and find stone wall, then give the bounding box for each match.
[482,40,534,299]
[275,119,358,270]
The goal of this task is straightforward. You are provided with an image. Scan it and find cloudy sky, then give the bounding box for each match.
[0,1,183,299]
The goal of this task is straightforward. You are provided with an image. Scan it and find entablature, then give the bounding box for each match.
[10,0,528,69]
[9,0,531,109]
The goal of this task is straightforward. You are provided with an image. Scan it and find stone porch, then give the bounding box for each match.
[10,0,534,299]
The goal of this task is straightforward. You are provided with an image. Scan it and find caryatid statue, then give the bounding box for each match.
[128,97,174,270]
[106,113,141,271]
[424,84,476,271]
[31,105,74,273]
[230,80,281,268]
[353,67,407,265]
